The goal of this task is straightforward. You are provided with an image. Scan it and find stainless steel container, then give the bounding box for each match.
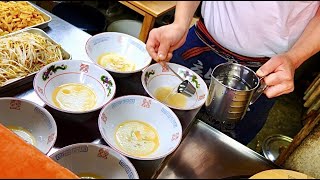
[0,28,71,93]
[1,1,52,38]
[205,62,266,123]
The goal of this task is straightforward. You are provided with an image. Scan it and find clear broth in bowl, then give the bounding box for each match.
[7,126,36,145]
[52,83,97,112]
[154,86,187,108]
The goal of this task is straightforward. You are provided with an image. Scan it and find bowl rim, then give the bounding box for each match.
[98,95,183,161]
[0,97,57,155]
[141,62,209,111]
[85,31,152,74]
[33,59,116,114]
[49,142,139,179]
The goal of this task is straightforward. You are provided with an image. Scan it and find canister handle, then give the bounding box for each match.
[250,77,268,105]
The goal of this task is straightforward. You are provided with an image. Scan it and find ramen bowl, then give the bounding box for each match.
[98,95,182,160]
[141,63,208,110]
[85,32,152,77]
[33,60,116,115]
[50,143,139,179]
[0,97,57,154]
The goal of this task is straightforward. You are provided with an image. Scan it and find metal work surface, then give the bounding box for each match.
[156,120,278,179]
[8,4,278,179]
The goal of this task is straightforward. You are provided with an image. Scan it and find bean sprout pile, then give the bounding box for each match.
[0,32,64,86]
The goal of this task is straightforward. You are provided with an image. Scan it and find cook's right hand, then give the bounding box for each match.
[146,23,188,65]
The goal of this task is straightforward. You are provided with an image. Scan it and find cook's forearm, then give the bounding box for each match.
[287,7,320,69]
[173,1,201,32]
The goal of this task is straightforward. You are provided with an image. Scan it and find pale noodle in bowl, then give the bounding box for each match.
[97,52,136,72]
[98,95,182,160]
[85,32,152,77]
[33,60,116,115]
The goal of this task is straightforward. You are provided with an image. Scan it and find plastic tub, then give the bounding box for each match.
[107,19,142,38]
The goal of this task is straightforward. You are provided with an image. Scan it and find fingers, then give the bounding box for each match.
[166,52,173,61]
[256,54,296,98]
[158,53,173,68]
[264,82,294,98]
[262,71,294,98]
[146,36,159,61]
[146,29,172,62]
[157,40,171,61]
[256,57,282,77]
[159,61,167,68]
[146,24,185,63]
[263,72,283,86]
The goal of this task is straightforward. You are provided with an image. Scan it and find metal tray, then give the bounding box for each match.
[1,1,52,38]
[0,28,72,95]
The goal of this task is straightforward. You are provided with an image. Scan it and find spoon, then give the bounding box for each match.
[166,64,196,97]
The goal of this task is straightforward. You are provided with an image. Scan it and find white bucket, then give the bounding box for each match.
[107,19,142,38]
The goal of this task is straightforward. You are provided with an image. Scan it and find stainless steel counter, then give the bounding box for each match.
[9,3,278,179]
[156,120,278,179]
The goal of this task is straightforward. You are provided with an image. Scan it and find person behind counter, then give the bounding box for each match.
[146,1,320,145]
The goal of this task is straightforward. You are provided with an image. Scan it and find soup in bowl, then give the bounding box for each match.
[0,97,57,154]
[141,63,208,111]
[33,60,116,114]
[85,32,152,77]
[98,95,182,160]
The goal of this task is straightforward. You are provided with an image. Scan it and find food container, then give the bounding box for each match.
[0,1,52,38]
[98,95,183,160]
[85,32,152,78]
[0,28,71,94]
[262,134,293,162]
[0,97,57,155]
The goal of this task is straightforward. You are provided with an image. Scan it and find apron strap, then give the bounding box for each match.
[182,17,270,68]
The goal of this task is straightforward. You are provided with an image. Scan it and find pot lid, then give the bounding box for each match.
[262,134,293,162]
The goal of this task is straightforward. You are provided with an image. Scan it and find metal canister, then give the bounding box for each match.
[205,62,266,123]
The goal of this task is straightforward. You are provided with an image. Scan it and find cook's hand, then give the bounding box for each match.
[256,54,296,98]
[146,23,188,65]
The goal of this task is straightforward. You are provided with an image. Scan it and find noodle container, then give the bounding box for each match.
[0,1,52,38]
[98,95,182,160]
[0,28,71,95]
[85,32,152,78]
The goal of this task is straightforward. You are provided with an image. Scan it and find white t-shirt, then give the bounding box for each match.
[201,1,319,57]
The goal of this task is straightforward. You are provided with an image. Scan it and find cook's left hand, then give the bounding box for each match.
[256,53,296,98]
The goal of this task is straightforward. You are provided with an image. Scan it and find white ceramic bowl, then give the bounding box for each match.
[33,60,116,114]
[141,63,208,110]
[0,97,57,154]
[85,32,152,76]
[98,95,182,160]
[50,143,139,179]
